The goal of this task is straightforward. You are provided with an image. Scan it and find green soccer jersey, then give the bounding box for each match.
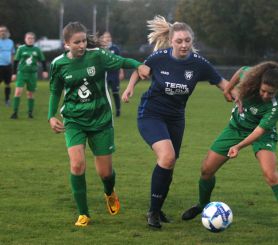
[48,48,141,130]
[14,45,45,73]
[239,66,250,79]
[230,96,278,132]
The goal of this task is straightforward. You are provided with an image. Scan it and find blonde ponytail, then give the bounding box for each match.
[147,15,171,51]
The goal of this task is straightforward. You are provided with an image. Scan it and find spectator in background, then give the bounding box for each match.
[10,32,48,119]
[0,25,15,106]
[101,31,124,117]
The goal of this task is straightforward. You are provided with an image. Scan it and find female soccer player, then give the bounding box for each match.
[122,15,231,228]
[182,61,278,221]
[11,32,48,119]
[48,22,148,227]
[101,31,124,117]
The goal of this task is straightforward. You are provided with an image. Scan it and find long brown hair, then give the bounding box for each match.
[63,21,101,48]
[239,61,278,101]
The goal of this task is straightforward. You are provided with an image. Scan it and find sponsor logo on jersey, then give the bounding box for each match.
[26,56,33,65]
[78,79,92,101]
[184,70,193,80]
[87,66,96,76]
[161,70,169,75]
[165,82,190,95]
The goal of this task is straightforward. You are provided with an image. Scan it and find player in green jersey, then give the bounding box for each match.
[48,22,149,227]
[182,61,278,221]
[10,32,48,119]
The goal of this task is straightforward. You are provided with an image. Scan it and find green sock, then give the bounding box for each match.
[13,96,20,113]
[28,98,34,113]
[101,169,115,195]
[70,173,89,216]
[199,176,216,208]
[271,184,278,201]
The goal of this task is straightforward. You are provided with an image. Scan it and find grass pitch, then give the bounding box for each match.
[0,81,277,245]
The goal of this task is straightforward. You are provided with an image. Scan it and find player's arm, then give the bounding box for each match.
[228,126,266,158]
[223,68,243,102]
[12,47,21,81]
[121,70,140,103]
[48,64,64,133]
[101,48,149,79]
[119,68,125,81]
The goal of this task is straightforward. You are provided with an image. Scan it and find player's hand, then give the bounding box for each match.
[121,87,134,103]
[11,74,16,81]
[42,71,48,79]
[223,89,233,102]
[227,145,239,158]
[49,117,65,133]
[138,64,150,80]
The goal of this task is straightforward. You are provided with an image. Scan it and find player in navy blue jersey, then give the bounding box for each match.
[122,15,233,229]
[101,32,124,117]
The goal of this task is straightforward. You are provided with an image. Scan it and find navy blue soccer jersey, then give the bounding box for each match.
[107,44,120,80]
[138,48,222,120]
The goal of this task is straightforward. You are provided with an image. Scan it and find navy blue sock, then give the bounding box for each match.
[149,164,173,212]
[113,93,120,112]
[5,87,11,101]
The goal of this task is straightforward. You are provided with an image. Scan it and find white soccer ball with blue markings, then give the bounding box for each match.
[201,202,233,232]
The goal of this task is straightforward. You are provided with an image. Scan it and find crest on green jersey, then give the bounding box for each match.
[249,107,258,115]
[87,66,96,76]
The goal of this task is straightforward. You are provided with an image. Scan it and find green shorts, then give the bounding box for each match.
[65,125,115,156]
[16,72,37,92]
[211,124,277,156]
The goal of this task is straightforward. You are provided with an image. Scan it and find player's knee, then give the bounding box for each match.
[70,160,85,175]
[158,152,176,168]
[264,171,278,186]
[201,165,214,179]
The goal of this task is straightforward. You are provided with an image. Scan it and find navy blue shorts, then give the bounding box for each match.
[137,117,185,158]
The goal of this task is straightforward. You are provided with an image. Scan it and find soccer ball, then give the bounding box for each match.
[201,202,233,232]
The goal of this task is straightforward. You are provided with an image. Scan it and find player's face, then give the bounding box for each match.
[25,34,35,45]
[170,30,192,59]
[101,32,112,48]
[259,83,278,102]
[0,27,7,39]
[66,32,87,58]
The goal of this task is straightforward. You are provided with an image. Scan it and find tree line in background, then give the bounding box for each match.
[1,0,277,65]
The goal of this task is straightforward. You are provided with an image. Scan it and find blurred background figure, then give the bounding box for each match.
[0,25,15,106]
[101,31,124,117]
[10,32,48,119]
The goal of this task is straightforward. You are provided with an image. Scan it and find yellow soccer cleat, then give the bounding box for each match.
[75,214,90,227]
[105,191,120,215]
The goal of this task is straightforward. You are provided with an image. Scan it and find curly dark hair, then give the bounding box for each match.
[239,61,278,101]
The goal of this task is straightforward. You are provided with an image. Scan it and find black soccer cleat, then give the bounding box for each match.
[181,205,203,221]
[159,210,171,223]
[10,112,18,119]
[147,211,162,228]
[28,112,33,119]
